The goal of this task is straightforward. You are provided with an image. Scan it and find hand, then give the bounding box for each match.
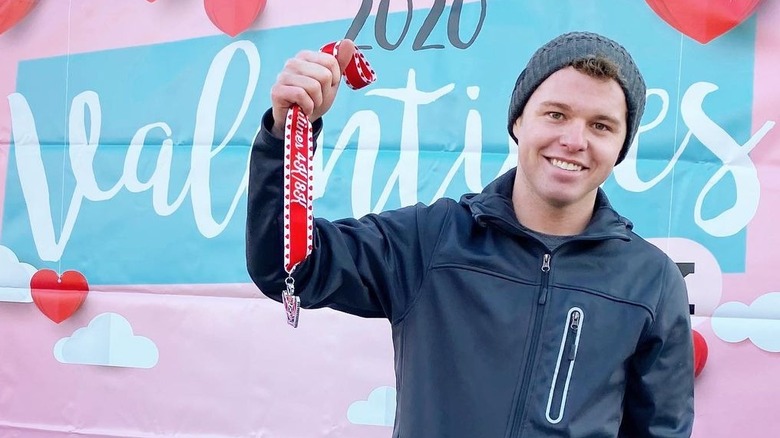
[269,39,357,138]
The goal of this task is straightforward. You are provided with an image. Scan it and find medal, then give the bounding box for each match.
[281,41,376,327]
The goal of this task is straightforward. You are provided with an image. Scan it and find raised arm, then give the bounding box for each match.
[245,40,445,321]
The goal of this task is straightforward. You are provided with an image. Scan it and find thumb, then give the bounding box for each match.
[335,39,356,76]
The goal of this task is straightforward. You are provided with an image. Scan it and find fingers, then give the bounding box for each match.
[271,84,314,118]
[335,39,356,75]
[293,50,341,87]
[270,50,340,119]
[269,41,359,134]
[275,72,324,115]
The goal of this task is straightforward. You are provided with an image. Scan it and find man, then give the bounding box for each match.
[247,32,694,437]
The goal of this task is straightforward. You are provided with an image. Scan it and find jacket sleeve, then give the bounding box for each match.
[245,109,445,321]
[619,257,695,437]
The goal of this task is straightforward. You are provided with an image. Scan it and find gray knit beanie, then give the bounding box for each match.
[507,31,646,165]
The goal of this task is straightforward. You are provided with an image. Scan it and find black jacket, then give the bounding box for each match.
[246,110,694,437]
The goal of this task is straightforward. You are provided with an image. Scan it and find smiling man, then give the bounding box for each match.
[510,60,631,236]
[247,32,694,437]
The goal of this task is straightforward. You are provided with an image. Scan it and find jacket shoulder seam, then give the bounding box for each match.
[430,262,538,286]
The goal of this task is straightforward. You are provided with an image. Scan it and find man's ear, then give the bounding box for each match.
[511,117,523,140]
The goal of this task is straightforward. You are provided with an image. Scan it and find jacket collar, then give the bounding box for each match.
[461,168,633,241]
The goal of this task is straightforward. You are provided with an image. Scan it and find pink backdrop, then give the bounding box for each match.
[2,0,779,436]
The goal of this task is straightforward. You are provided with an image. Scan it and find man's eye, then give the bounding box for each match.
[548,112,564,120]
[593,122,611,131]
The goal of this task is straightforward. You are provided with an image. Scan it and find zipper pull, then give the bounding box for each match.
[538,254,551,305]
[538,287,548,305]
[570,310,581,331]
[568,310,581,360]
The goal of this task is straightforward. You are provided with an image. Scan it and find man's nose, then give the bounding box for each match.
[560,120,587,151]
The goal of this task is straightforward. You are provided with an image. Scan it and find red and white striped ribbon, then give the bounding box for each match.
[282,41,376,328]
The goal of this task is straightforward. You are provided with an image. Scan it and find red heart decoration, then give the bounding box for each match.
[645,0,764,44]
[204,0,267,37]
[0,0,38,35]
[30,269,89,324]
[692,329,708,378]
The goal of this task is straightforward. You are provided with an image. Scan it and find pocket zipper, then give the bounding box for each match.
[545,307,584,424]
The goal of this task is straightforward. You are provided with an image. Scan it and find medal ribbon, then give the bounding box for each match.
[282,41,376,327]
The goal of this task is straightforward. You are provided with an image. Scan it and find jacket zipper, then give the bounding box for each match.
[508,253,551,437]
[538,254,551,304]
[545,307,584,424]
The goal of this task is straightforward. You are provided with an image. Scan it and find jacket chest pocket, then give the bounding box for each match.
[545,307,584,424]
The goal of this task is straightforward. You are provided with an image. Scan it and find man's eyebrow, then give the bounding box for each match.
[539,101,623,126]
[538,101,572,112]
[591,114,623,127]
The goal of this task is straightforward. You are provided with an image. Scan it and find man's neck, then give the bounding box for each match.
[511,181,596,237]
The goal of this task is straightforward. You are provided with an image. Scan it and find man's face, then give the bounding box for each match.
[511,67,627,210]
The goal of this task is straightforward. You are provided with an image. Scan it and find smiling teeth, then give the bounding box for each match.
[551,159,583,171]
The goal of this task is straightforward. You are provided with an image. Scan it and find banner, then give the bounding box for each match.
[1,0,778,436]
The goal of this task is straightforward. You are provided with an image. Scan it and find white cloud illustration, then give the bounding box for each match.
[53,312,159,368]
[711,292,780,353]
[0,245,36,303]
[347,386,396,427]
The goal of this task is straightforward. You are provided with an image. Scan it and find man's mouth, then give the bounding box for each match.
[549,158,584,172]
